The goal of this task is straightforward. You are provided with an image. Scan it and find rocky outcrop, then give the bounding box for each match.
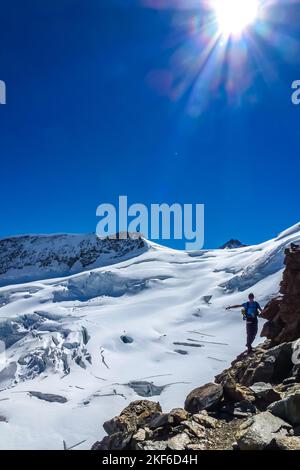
[261,244,300,344]
[92,400,162,450]
[92,400,221,451]
[215,341,297,388]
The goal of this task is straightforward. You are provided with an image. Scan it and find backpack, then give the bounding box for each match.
[244,301,259,319]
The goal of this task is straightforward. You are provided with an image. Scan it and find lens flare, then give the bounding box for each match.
[214,0,259,36]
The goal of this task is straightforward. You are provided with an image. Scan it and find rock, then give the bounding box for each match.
[236,411,292,450]
[167,432,190,450]
[268,391,300,425]
[152,426,167,439]
[192,413,219,429]
[148,408,189,431]
[184,383,223,414]
[148,413,169,430]
[215,342,294,388]
[232,411,250,419]
[294,425,300,436]
[181,420,206,438]
[0,415,7,423]
[282,376,297,385]
[103,400,162,436]
[261,245,300,344]
[277,383,300,398]
[186,443,206,450]
[249,382,281,409]
[221,373,255,403]
[261,298,281,321]
[92,431,132,450]
[271,436,300,450]
[219,399,256,419]
[234,400,257,414]
[140,440,168,450]
[168,408,190,425]
[132,428,147,449]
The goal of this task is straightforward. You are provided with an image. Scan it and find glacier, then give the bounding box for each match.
[0,224,299,449]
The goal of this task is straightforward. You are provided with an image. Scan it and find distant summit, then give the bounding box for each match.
[219,239,247,249]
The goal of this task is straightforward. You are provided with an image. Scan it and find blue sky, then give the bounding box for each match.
[0,0,299,249]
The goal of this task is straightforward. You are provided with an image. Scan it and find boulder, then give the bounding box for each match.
[167,432,191,450]
[132,428,148,449]
[148,408,189,430]
[184,383,223,414]
[92,431,132,450]
[148,413,169,430]
[236,411,292,450]
[139,440,168,450]
[192,413,219,429]
[181,420,206,438]
[103,400,162,436]
[268,391,300,425]
[168,408,190,425]
[220,400,256,419]
[249,382,281,409]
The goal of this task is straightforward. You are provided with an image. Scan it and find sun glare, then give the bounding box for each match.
[214,0,259,36]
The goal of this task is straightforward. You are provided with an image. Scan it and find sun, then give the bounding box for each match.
[214,0,259,36]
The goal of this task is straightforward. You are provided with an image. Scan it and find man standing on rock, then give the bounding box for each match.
[226,293,263,355]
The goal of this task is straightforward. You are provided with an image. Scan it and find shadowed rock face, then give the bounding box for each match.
[261,244,300,344]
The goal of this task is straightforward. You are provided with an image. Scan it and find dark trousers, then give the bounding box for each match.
[246,320,258,349]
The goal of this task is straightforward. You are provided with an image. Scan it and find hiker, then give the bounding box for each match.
[226,293,262,354]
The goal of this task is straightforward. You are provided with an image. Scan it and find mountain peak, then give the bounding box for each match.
[219,239,246,249]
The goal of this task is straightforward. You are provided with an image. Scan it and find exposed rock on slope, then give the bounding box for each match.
[0,233,147,286]
[261,244,300,344]
[220,239,246,249]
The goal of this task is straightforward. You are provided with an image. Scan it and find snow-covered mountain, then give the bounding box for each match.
[0,233,147,287]
[0,222,300,450]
